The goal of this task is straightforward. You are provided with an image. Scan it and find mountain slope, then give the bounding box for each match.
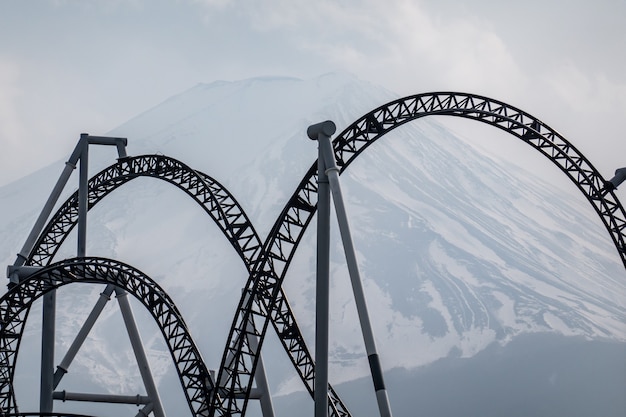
[1,73,624,415]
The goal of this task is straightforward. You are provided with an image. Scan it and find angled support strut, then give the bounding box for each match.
[308,121,393,417]
[38,134,128,414]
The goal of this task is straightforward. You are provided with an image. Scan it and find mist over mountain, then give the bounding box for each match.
[0,73,624,416]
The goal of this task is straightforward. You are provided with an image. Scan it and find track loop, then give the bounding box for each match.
[215,91,626,416]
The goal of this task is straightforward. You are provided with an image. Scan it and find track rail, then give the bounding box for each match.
[4,92,625,417]
[4,155,350,416]
[28,155,261,268]
[214,91,626,416]
[0,258,212,416]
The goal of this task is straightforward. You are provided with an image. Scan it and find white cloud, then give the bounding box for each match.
[49,0,145,11]
[535,65,626,175]
[192,0,232,8]
[547,64,626,115]
[355,1,528,96]
[198,0,529,99]
[0,0,623,185]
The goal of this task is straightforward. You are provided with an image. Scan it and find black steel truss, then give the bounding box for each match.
[3,92,625,417]
[4,155,350,416]
[0,258,213,417]
[214,91,626,416]
[28,155,261,268]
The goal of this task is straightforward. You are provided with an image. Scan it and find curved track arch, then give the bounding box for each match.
[7,155,350,416]
[215,91,626,416]
[28,155,261,268]
[0,257,213,416]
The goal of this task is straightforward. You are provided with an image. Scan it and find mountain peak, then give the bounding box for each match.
[2,74,624,414]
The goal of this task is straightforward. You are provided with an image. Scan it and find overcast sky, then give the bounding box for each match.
[0,0,624,187]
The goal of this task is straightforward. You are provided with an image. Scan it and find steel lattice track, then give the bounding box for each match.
[0,258,213,416]
[28,155,261,267]
[3,92,625,417]
[214,92,626,416]
[1,155,350,416]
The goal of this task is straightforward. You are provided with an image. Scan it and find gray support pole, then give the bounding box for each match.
[53,391,151,405]
[53,285,116,388]
[6,265,41,281]
[13,133,128,415]
[9,134,126,274]
[242,291,275,417]
[314,121,394,417]
[49,137,89,406]
[237,388,265,399]
[42,135,90,413]
[245,315,275,417]
[84,135,128,147]
[253,356,273,417]
[38,135,88,415]
[40,290,55,414]
[116,288,166,417]
[78,133,89,258]
[308,121,334,417]
[606,167,626,190]
[136,402,154,417]
[11,143,82,270]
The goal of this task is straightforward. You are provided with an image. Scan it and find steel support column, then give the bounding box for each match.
[53,285,116,388]
[245,312,275,417]
[310,120,394,417]
[22,134,128,414]
[116,288,166,417]
[309,121,333,417]
[40,290,56,413]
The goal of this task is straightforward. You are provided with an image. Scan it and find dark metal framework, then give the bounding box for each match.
[28,155,261,268]
[214,92,626,416]
[0,258,213,416]
[1,155,349,416]
[2,92,625,417]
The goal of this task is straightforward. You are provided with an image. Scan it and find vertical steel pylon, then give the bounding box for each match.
[308,121,393,417]
[7,134,166,416]
[241,288,276,417]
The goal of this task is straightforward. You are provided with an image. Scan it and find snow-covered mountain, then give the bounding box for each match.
[1,73,624,416]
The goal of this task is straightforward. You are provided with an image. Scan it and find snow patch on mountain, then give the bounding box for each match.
[1,73,625,407]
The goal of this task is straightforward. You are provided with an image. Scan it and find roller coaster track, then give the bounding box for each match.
[215,92,626,416]
[1,155,350,416]
[0,257,215,416]
[27,155,261,268]
[3,92,625,417]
